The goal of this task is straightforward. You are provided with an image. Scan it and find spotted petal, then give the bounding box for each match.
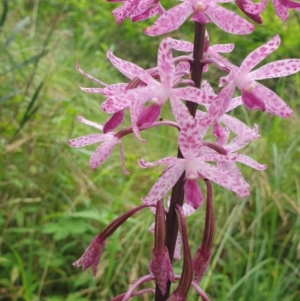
[107,50,156,85]
[90,135,120,170]
[68,134,108,147]
[205,3,254,35]
[142,161,185,205]
[239,35,281,74]
[249,59,300,80]
[158,38,175,88]
[144,2,192,36]
[195,160,250,197]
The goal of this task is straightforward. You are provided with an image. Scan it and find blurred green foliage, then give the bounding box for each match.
[0,0,300,300]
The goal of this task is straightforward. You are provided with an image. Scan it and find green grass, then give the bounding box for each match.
[1,1,300,300]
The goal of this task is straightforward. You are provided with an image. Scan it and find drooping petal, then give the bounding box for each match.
[239,35,281,74]
[90,135,120,170]
[103,110,125,133]
[144,2,192,36]
[184,179,204,209]
[131,1,165,22]
[73,237,107,276]
[68,134,108,148]
[205,3,254,35]
[158,38,175,88]
[142,161,185,205]
[241,82,293,118]
[107,50,156,84]
[248,59,300,80]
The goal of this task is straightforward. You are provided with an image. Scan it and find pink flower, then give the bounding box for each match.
[140,115,251,208]
[144,0,254,36]
[101,38,211,139]
[201,35,300,126]
[68,115,128,173]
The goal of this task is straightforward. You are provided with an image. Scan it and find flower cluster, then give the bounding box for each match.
[69,1,300,300]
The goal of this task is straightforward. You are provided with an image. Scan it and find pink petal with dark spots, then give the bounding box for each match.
[158,38,175,88]
[101,86,153,113]
[107,50,156,84]
[249,59,300,80]
[205,4,254,35]
[144,2,192,36]
[142,162,185,205]
[243,0,267,15]
[175,86,214,105]
[68,134,108,148]
[272,0,289,21]
[236,154,267,170]
[195,160,250,197]
[239,35,281,74]
[178,116,203,158]
[170,97,192,129]
[90,135,119,170]
[209,43,234,53]
[112,0,140,24]
[171,38,193,52]
[200,81,235,127]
